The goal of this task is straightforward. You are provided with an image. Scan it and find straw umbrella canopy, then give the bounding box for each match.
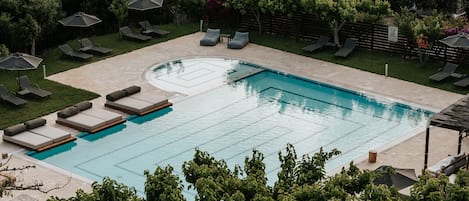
[373,166,417,190]
[439,32,469,63]
[128,0,164,11]
[0,53,43,86]
[58,12,102,28]
[128,0,164,29]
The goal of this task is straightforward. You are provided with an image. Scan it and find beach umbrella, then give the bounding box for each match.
[128,0,164,29]
[439,32,469,63]
[128,0,164,11]
[0,53,43,86]
[58,12,102,28]
[373,166,417,190]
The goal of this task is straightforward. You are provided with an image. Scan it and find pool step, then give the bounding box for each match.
[227,68,265,83]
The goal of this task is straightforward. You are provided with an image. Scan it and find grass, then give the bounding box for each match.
[0,23,199,129]
[250,32,469,94]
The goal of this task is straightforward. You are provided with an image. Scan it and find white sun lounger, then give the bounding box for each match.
[56,101,125,133]
[2,118,75,151]
[105,86,172,115]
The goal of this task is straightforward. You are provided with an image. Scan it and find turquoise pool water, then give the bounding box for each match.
[29,58,432,197]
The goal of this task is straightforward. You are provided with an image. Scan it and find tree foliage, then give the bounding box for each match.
[47,144,469,200]
[144,166,185,201]
[302,0,391,47]
[108,0,128,27]
[225,0,264,33]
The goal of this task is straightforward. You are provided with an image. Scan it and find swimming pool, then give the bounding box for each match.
[29,58,432,197]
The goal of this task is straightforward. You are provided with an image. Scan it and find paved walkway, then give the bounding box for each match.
[0,32,465,200]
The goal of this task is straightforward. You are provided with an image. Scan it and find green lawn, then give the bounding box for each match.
[250,33,469,94]
[0,23,199,129]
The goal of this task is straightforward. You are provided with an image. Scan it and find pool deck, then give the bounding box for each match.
[0,32,467,200]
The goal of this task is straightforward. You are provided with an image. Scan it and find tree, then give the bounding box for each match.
[259,0,301,18]
[0,44,9,57]
[108,0,128,27]
[48,177,143,201]
[225,0,264,33]
[165,0,206,27]
[302,0,391,47]
[144,166,185,201]
[413,11,445,66]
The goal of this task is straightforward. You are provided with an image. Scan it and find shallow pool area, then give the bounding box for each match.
[29,58,432,198]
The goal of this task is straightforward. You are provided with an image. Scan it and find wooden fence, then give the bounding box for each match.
[229,13,468,65]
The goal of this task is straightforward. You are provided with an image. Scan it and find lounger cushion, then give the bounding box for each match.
[57,106,80,118]
[124,86,141,96]
[75,101,92,111]
[30,126,71,143]
[106,90,127,101]
[59,114,108,131]
[110,97,156,113]
[81,108,123,124]
[3,131,53,150]
[3,124,27,136]
[24,118,47,129]
[130,93,168,106]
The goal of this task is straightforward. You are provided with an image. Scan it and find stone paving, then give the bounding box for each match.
[0,32,466,200]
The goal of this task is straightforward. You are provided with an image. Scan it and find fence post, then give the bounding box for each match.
[371,24,375,50]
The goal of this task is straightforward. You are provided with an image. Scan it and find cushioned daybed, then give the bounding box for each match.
[105,86,172,116]
[56,101,125,133]
[3,118,75,152]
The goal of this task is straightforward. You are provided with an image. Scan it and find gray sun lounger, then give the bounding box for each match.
[228,32,249,49]
[200,28,221,46]
[139,21,170,36]
[302,35,330,52]
[120,26,152,41]
[17,75,52,98]
[56,101,125,133]
[429,63,459,82]
[2,118,75,151]
[79,38,112,54]
[105,86,172,116]
[454,77,469,87]
[0,84,27,106]
[334,38,357,58]
[58,44,93,60]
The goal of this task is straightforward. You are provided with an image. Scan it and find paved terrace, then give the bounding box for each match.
[0,32,467,200]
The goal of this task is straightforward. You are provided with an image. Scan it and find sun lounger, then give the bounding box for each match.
[105,86,172,116]
[138,21,170,36]
[79,38,112,54]
[58,44,93,60]
[427,153,467,176]
[200,28,221,46]
[454,77,469,87]
[302,35,330,52]
[228,32,249,49]
[17,75,52,98]
[119,26,152,41]
[334,38,357,58]
[0,84,27,106]
[2,118,75,152]
[429,63,459,82]
[56,101,125,133]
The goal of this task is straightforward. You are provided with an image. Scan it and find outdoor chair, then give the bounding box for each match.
[105,85,172,116]
[302,35,331,52]
[2,118,76,152]
[17,75,52,98]
[79,38,112,54]
[0,84,26,106]
[427,153,467,177]
[228,32,249,49]
[58,44,93,60]
[56,101,126,133]
[454,77,469,87]
[429,63,459,82]
[334,38,357,58]
[119,26,152,41]
[138,21,170,36]
[200,28,221,46]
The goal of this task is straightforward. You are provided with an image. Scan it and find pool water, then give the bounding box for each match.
[29,58,432,197]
